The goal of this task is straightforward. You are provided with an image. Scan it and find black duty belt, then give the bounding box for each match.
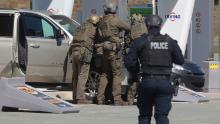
[142,74,170,80]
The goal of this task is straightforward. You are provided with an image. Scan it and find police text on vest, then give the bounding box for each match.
[150,42,168,50]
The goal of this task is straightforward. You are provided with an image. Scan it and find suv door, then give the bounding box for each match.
[0,13,14,75]
[21,13,70,83]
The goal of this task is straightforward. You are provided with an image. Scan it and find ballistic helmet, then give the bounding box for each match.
[87,15,100,25]
[145,15,163,28]
[103,2,118,14]
[131,13,144,23]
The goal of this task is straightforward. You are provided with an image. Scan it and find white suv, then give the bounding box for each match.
[0,9,79,84]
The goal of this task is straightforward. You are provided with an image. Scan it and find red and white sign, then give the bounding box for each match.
[165,12,181,21]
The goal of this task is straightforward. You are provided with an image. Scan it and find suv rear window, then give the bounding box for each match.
[0,14,14,37]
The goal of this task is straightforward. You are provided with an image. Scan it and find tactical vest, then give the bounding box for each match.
[131,21,147,40]
[98,18,112,38]
[140,34,172,75]
[73,22,95,51]
[74,22,88,42]
[98,15,120,42]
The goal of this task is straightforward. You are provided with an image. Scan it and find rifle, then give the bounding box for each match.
[120,32,131,55]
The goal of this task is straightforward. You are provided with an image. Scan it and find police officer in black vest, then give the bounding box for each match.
[124,15,184,124]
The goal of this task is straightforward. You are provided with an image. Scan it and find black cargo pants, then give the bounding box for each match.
[137,76,173,124]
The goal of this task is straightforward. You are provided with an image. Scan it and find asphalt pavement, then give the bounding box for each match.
[0,99,220,124]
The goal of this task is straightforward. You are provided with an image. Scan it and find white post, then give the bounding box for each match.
[160,0,196,55]
[31,0,75,18]
[152,0,156,14]
[158,0,214,66]
[48,0,75,18]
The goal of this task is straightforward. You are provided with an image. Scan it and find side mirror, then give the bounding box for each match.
[56,30,65,46]
[56,29,65,39]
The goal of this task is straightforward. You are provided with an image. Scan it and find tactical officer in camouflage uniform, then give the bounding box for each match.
[126,13,148,105]
[96,2,130,105]
[125,15,184,124]
[71,15,100,104]
[130,13,148,40]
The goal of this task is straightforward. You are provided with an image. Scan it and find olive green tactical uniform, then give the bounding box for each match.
[127,14,147,105]
[130,14,147,40]
[71,21,97,103]
[97,14,130,104]
[127,81,139,104]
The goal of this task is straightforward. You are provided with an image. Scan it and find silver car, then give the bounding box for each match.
[0,9,79,84]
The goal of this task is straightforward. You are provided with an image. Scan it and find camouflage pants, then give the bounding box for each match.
[127,81,139,105]
[72,50,90,101]
[97,50,124,104]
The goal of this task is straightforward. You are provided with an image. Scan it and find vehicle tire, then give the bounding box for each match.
[85,71,100,98]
